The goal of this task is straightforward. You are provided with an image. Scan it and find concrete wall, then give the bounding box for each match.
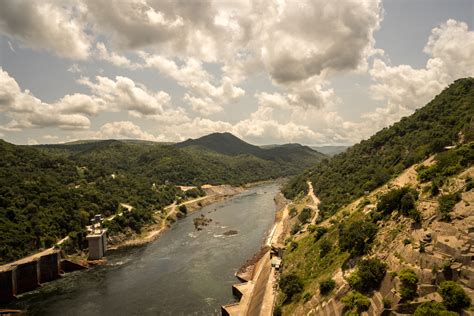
[15,260,40,294]
[39,252,60,283]
[0,250,62,302]
[87,230,107,260]
[0,268,17,303]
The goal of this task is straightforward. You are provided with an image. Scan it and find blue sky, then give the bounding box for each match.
[0,0,473,145]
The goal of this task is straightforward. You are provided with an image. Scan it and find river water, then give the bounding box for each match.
[11,182,279,315]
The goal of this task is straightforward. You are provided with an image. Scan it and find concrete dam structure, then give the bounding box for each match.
[0,249,61,303]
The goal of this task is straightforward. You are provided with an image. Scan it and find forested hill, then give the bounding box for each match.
[0,135,323,263]
[175,132,325,164]
[283,78,474,218]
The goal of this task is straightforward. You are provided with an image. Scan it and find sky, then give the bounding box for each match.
[0,0,473,146]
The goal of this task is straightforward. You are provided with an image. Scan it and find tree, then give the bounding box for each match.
[319,239,332,258]
[341,291,371,313]
[279,273,303,302]
[348,258,387,293]
[438,281,471,311]
[399,269,418,301]
[414,301,458,316]
[298,207,312,223]
[319,278,336,295]
[339,220,378,256]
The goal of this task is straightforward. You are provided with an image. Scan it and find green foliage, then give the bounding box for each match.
[313,226,328,241]
[178,204,188,214]
[398,269,419,301]
[414,301,459,316]
[377,186,419,218]
[347,258,387,293]
[279,273,303,302]
[289,207,297,218]
[465,177,474,191]
[319,239,332,258]
[341,291,371,313]
[319,278,336,295]
[284,78,474,217]
[438,281,472,311]
[291,223,302,235]
[338,219,378,257]
[0,134,322,263]
[303,292,312,302]
[417,143,474,183]
[298,207,312,223]
[438,192,462,215]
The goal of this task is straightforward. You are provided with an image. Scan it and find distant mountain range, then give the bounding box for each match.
[1,133,325,263]
[310,145,348,156]
[175,132,325,163]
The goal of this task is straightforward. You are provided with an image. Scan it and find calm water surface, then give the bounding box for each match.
[11,182,279,315]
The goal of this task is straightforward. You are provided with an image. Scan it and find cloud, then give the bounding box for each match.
[367,19,474,130]
[141,53,245,115]
[78,75,173,117]
[96,121,164,141]
[0,0,91,59]
[96,42,136,68]
[0,67,91,130]
[257,0,382,84]
[84,0,226,62]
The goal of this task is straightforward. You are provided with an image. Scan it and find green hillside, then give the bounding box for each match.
[283,78,474,219]
[0,134,323,263]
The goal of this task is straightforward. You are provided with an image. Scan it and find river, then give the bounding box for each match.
[10,182,280,315]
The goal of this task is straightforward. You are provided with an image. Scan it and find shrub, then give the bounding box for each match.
[341,291,371,312]
[319,239,332,258]
[377,186,418,215]
[178,204,188,214]
[279,273,303,302]
[303,292,312,302]
[398,269,418,301]
[465,177,474,191]
[298,207,312,223]
[289,207,297,217]
[319,278,336,295]
[339,219,378,256]
[438,192,462,214]
[414,301,458,316]
[382,298,392,309]
[307,224,317,233]
[347,258,387,293]
[438,281,471,311]
[314,226,328,241]
[291,223,301,235]
[403,238,412,245]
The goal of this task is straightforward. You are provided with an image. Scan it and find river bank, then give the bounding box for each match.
[6,182,280,315]
[222,189,290,315]
[107,184,246,252]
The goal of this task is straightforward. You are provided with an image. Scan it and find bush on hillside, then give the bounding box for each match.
[341,291,371,313]
[279,273,303,302]
[414,301,458,316]
[298,207,312,223]
[347,258,387,293]
[314,226,328,241]
[179,204,188,214]
[438,281,472,311]
[319,239,332,258]
[399,269,419,301]
[377,186,419,220]
[319,278,336,295]
[339,219,378,257]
